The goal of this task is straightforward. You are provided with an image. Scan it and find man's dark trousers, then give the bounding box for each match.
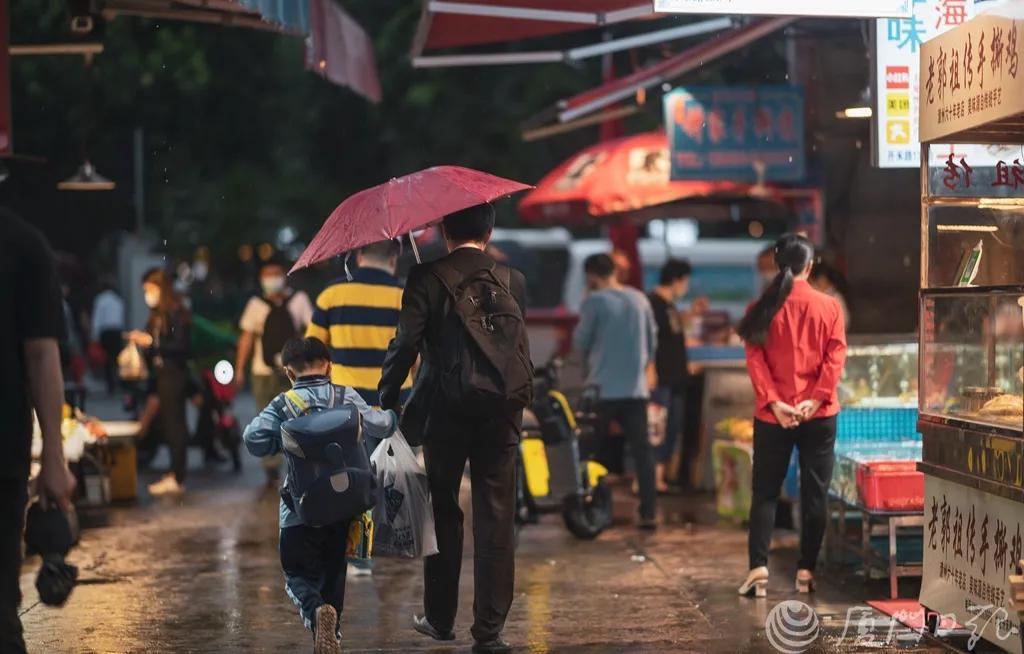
[422,415,518,643]
[1,476,28,654]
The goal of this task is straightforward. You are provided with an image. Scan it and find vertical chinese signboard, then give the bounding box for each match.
[921,476,1023,654]
[874,0,979,168]
[663,86,805,183]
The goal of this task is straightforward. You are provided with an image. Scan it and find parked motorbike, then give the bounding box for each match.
[517,358,613,540]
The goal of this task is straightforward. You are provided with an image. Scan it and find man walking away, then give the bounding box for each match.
[236,260,313,479]
[379,204,531,654]
[1,210,77,654]
[648,259,705,491]
[90,277,125,395]
[306,239,410,577]
[574,253,658,529]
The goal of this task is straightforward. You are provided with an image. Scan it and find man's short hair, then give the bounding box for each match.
[260,258,288,274]
[583,253,616,279]
[359,239,399,260]
[659,258,692,285]
[281,337,331,370]
[442,203,495,243]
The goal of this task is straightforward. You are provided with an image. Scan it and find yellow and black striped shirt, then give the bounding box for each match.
[306,268,412,405]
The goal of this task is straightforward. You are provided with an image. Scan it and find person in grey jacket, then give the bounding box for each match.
[244,337,396,654]
[573,253,658,529]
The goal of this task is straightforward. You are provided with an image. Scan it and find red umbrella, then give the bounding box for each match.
[292,166,531,271]
[518,131,773,224]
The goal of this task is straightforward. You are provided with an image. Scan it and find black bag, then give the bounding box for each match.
[432,261,533,418]
[261,297,297,368]
[279,387,378,527]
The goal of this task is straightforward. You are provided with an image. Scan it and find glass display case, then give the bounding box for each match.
[839,337,918,408]
[919,287,1024,434]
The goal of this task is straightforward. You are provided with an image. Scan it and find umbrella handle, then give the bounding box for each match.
[409,234,422,264]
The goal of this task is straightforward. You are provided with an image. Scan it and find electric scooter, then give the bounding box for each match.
[517,358,613,540]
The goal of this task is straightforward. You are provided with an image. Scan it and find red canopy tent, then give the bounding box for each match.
[518,131,780,225]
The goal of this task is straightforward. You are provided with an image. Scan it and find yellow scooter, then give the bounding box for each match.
[517,359,612,540]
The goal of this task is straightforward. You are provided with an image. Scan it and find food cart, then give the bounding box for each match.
[916,5,1024,651]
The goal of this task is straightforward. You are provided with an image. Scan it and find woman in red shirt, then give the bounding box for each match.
[735,234,846,598]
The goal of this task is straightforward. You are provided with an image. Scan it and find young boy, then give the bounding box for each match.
[244,337,396,654]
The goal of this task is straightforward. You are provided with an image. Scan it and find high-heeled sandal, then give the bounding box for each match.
[795,569,815,593]
[738,566,769,597]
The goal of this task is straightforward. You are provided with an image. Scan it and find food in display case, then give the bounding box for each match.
[920,288,1024,433]
[838,340,918,408]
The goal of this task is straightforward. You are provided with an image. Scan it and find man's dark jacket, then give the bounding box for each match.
[378,247,527,443]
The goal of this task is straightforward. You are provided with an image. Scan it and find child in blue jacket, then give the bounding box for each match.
[244,337,396,654]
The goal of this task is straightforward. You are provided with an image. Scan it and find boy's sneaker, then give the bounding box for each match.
[314,605,341,654]
[148,474,184,497]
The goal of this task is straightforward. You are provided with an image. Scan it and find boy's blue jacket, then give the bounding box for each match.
[243,374,397,528]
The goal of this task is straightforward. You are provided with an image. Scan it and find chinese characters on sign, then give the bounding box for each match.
[924,19,1021,131]
[663,86,805,183]
[920,12,1024,143]
[921,476,1023,654]
[874,0,979,168]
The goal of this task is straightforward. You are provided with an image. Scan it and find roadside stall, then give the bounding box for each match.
[915,5,1024,651]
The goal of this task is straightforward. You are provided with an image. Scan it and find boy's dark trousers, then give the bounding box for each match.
[280,520,351,632]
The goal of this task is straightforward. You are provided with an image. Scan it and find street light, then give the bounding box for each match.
[57,161,116,191]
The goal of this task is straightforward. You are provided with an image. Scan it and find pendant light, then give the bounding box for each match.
[57,160,115,191]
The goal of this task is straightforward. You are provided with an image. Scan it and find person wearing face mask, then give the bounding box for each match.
[236,260,313,486]
[735,233,847,599]
[127,268,193,496]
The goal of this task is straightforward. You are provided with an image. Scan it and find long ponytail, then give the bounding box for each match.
[737,233,814,345]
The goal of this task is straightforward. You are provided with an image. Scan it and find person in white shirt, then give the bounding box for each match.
[91,279,125,394]
[235,260,313,484]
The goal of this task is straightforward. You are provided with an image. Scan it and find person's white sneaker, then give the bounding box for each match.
[737,566,769,597]
[147,474,184,496]
[348,566,373,578]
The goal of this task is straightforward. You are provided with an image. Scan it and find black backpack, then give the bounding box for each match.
[279,387,378,527]
[261,296,297,368]
[432,261,533,418]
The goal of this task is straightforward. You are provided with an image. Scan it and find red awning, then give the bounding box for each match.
[518,131,778,224]
[412,0,654,54]
[556,16,794,122]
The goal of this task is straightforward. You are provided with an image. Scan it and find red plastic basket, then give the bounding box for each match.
[856,460,924,511]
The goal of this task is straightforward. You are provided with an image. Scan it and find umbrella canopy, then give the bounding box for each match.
[518,131,770,224]
[292,166,531,272]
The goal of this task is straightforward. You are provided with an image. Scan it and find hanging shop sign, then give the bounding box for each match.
[654,0,910,18]
[663,86,805,183]
[874,0,980,168]
[919,10,1024,143]
[920,475,1023,654]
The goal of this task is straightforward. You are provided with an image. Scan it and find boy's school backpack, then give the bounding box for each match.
[279,386,377,527]
[432,261,533,418]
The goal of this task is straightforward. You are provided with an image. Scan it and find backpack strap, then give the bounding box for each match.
[282,389,309,419]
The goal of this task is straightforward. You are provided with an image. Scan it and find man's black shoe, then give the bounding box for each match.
[412,614,455,641]
[473,637,512,653]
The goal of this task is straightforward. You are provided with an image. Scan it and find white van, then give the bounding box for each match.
[490,228,768,319]
[489,228,768,363]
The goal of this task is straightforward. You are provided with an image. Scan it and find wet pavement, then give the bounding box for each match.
[19,394,988,653]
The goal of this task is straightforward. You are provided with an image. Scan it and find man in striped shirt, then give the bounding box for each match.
[306,240,412,410]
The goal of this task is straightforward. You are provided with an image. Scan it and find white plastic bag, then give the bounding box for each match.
[370,430,438,558]
[116,343,148,381]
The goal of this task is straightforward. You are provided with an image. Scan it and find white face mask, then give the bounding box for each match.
[144,290,161,308]
[261,275,286,295]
